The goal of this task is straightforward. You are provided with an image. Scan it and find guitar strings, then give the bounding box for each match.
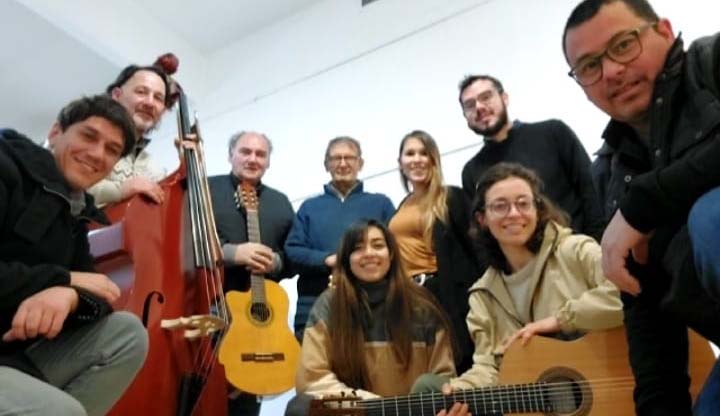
[351,376,636,414]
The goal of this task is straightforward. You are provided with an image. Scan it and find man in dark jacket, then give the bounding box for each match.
[563,1,720,415]
[208,130,295,416]
[0,95,148,414]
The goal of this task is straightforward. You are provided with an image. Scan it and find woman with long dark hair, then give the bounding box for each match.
[288,219,469,416]
[449,162,622,389]
[389,130,482,374]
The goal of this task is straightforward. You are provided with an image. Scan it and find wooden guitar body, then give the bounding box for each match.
[220,280,300,395]
[309,327,716,415]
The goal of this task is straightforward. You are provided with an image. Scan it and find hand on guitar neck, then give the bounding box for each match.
[231,242,278,274]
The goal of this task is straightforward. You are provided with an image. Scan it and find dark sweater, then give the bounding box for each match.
[284,182,395,297]
[208,173,295,292]
[461,119,604,240]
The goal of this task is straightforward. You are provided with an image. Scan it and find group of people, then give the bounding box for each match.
[1,1,719,416]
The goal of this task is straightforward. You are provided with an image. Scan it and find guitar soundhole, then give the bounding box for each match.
[539,367,592,416]
[250,303,271,323]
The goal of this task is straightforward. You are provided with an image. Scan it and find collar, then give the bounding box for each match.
[229,173,265,195]
[324,181,363,199]
[483,119,522,144]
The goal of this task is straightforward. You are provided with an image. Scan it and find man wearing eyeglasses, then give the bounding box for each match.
[285,136,395,342]
[563,1,720,415]
[458,74,604,240]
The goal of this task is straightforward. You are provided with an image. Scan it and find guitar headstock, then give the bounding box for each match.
[236,181,259,211]
[309,395,364,416]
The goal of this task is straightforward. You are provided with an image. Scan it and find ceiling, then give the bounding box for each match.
[0,0,325,141]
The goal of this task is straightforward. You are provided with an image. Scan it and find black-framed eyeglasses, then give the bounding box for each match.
[568,22,657,87]
[483,196,536,218]
[461,90,498,114]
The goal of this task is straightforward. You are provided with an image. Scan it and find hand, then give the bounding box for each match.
[2,287,78,342]
[70,271,121,304]
[600,210,649,296]
[324,254,337,268]
[436,402,470,416]
[234,242,275,274]
[120,176,165,204]
[502,316,560,351]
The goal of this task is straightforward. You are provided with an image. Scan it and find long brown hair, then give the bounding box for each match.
[328,219,452,390]
[471,162,569,274]
[398,130,448,242]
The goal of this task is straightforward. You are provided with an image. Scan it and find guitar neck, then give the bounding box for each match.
[358,383,552,416]
[245,209,267,303]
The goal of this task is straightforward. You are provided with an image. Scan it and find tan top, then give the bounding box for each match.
[87,144,166,207]
[297,287,456,399]
[388,200,437,276]
[450,222,623,389]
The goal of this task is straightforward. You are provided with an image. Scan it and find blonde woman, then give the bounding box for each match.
[389,130,482,374]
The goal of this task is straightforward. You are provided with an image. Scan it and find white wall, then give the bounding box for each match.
[140,1,720,413]
[149,0,720,209]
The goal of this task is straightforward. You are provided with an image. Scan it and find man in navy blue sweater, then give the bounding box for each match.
[285,136,395,341]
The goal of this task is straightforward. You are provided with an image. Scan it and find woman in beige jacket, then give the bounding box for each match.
[450,162,623,389]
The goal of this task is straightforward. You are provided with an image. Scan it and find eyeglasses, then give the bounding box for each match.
[461,90,498,115]
[484,196,536,217]
[327,155,359,164]
[568,22,656,86]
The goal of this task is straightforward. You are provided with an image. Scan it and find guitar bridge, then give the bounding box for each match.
[241,352,285,362]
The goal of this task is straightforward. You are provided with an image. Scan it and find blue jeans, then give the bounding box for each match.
[688,186,720,303]
[688,186,720,415]
[294,296,317,343]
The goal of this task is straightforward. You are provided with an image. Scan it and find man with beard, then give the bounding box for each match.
[563,0,720,414]
[88,64,170,207]
[208,130,295,416]
[459,75,604,239]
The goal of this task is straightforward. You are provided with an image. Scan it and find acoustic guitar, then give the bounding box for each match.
[309,327,715,415]
[218,181,301,395]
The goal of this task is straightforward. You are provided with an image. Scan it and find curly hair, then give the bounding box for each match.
[471,162,569,273]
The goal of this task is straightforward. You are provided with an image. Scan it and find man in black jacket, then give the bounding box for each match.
[458,74,604,240]
[208,130,295,416]
[563,1,720,415]
[0,95,148,415]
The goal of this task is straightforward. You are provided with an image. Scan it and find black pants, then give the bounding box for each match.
[228,392,261,416]
[624,229,720,416]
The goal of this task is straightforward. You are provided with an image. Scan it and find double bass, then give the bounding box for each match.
[89,83,229,415]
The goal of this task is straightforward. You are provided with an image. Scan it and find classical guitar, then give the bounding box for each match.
[218,181,300,395]
[310,327,715,415]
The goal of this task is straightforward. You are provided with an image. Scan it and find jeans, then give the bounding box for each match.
[688,186,720,303]
[688,186,720,415]
[0,312,148,416]
[293,296,317,343]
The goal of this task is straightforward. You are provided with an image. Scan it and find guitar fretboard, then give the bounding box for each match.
[358,383,554,416]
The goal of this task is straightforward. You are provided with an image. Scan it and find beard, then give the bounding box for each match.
[468,103,509,138]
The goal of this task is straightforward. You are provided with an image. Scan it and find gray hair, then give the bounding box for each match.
[227,130,273,156]
[324,136,362,163]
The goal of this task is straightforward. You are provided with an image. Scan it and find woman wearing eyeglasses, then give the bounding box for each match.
[388,130,483,375]
[449,162,622,389]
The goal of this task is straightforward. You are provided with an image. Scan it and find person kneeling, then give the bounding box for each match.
[451,163,623,390]
[286,219,469,416]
